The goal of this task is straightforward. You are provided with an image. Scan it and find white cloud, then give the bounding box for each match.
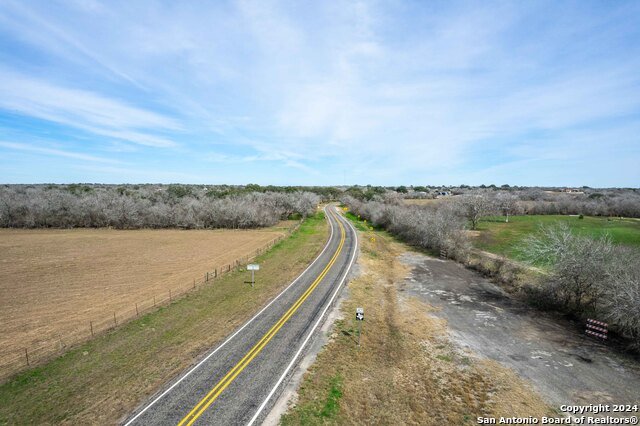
[0,0,638,184]
[0,141,122,164]
[0,71,179,147]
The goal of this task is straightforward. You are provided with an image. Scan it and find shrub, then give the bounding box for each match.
[521,224,640,349]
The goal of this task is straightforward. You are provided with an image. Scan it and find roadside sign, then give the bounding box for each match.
[355,308,364,346]
[585,319,608,340]
[247,264,259,288]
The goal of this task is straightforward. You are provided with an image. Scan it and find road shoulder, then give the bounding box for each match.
[280,229,554,425]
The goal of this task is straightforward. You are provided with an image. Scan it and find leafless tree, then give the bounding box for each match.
[493,192,521,223]
[341,195,470,259]
[454,194,493,230]
[0,185,320,230]
[522,223,614,311]
[600,249,640,349]
[521,223,640,349]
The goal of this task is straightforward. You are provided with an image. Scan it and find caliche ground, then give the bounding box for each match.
[401,253,640,412]
[0,224,290,366]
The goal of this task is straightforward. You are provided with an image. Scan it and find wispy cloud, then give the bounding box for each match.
[0,141,122,164]
[0,71,179,147]
[0,0,638,185]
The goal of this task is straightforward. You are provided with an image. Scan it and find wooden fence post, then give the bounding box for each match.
[169,289,172,302]
[206,272,209,282]
[90,321,94,337]
[215,268,217,278]
[135,303,139,316]
[114,312,117,326]
[193,279,196,289]
[25,348,29,366]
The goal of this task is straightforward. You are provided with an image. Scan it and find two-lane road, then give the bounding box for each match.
[123,205,358,426]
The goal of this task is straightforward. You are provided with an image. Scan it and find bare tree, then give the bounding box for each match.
[341,195,470,259]
[601,250,640,349]
[455,194,493,230]
[493,192,521,223]
[522,223,614,311]
[0,185,320,230]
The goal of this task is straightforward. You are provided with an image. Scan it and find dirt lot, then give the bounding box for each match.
[401,253,640,411]
[0,224,291,361]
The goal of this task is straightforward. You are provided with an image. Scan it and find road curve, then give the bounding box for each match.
[122,205,358,426]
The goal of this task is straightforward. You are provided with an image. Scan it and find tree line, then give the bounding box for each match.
[523,225,640,349]
[342,193,640,351]
[0,185,320,229]
[341,194,470,259]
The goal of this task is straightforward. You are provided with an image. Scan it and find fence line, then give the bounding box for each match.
[0,221,302,382]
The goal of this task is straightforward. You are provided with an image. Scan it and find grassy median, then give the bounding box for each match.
[0,212,328,425]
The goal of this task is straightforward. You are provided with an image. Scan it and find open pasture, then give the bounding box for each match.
[473,215,640,258]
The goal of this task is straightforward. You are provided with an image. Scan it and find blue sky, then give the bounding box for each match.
[0,0,639,187]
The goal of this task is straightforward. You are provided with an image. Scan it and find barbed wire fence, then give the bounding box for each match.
[0,221,302,382]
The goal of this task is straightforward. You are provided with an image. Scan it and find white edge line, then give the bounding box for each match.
[246,206,359,426]
[123,206,336,426]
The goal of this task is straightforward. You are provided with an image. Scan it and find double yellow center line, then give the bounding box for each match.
[178,211,346,426]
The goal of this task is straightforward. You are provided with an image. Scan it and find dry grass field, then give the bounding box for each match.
[0,223,292,361]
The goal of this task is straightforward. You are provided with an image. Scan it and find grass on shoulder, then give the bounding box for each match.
[474,215,640,259]
[0,212,328,426]
[281,227,554,425]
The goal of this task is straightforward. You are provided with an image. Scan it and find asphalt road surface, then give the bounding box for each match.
[123,205,357,426]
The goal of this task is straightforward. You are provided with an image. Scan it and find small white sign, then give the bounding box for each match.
[247,264,260,271]
[356,307,364,321]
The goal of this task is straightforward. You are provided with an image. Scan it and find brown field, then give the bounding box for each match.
[0,223,292,362]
